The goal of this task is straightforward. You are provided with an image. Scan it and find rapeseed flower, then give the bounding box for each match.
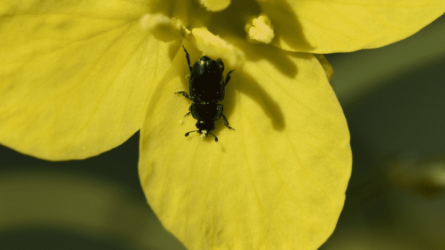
[0,0,444,249]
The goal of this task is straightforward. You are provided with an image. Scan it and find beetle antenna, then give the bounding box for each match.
[184,130,218,142]
[185,130,199,137]
[208,132,218,142]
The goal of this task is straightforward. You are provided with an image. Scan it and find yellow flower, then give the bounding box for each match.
[0,0,443,249]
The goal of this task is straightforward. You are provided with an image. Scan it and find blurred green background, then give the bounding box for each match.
[1,15,444,250]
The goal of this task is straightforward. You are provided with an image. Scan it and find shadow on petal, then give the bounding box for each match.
[243,43,298,78]
[257,0,314,52]
[228,70,285,131]
[218,43,304,133]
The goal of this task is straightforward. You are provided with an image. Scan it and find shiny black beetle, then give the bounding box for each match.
[175,46,234,142]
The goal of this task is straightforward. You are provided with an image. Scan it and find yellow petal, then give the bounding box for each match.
[139,41,351,249]
[256,0,445,53]
[0,0,177,160]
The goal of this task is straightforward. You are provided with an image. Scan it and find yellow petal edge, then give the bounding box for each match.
[256,0,445,53]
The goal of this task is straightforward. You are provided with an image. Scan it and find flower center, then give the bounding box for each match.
[191,27,245,69]
[140,13,190,42]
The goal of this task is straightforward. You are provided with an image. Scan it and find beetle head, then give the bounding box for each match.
[183,120,218,142]
[196,120,215,132]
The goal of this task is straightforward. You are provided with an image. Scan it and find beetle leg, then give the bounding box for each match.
[175,91,194,101]
[222,114,235,130]
[225,70,234,86]
[184,111,191,117]
[217,58,224,73]
[182,45,192,73]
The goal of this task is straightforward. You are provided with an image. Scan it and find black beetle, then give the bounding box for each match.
[175,46,234,142]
